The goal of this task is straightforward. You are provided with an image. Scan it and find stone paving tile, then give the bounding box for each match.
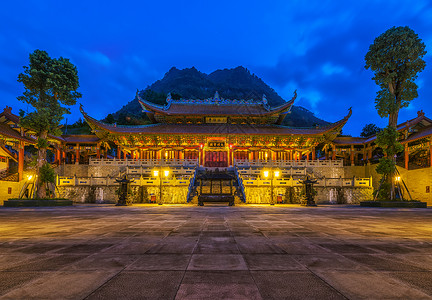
[318,243,378,254]
[86,271,184,300]
[343,254,428,271]
[388,271,432,295]
[68,254,139,271]
[1,270,119,300]
[188,254,248,270]
[314,270,432,299]
[251,271,346,300]
[1,205,432,299]
[193,241,239,254]
[292,254,370,271]
[236,241,286,254]
[126,254,191,270]
[6,254,87,272]
[0,254,38,270]
[277,241,332,254]
[244,254,307,270]
[146,242,197,254]
[0,271,41,295]
[176,271,262,300]
[54,243,114,254]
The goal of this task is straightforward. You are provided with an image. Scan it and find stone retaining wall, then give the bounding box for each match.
[243,185,373,204]
[57,185,189,204]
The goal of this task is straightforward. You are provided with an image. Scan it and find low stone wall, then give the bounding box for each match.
[57,185,189,204]
[397,166,432,205]
[310,166,345,179]
[244,185,373,204]
[0,180,26,205]
[56,164,125,178]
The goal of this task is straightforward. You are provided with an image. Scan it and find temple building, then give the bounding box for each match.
[1,91,432,205]
[80,91,352,166]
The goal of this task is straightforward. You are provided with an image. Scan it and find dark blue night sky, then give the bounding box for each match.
[1,0,431,136]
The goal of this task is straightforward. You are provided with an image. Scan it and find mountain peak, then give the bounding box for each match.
[110,66,329,127]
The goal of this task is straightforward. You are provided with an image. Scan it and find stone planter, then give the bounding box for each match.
[3,199,73,207]
[360,201,427,208]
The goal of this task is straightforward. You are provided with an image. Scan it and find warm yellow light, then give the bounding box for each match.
[153,170,159,177]
[263,170,269,178]
[27,175,33,181]
[395,176,401,182]
[164,170,170,177]
[265,152,268,159]
[274,171,280,178]
[164,152,168,158]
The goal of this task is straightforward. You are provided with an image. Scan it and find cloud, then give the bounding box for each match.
[81,50,111,67]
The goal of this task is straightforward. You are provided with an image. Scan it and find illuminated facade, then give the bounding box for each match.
[81,91,352,166]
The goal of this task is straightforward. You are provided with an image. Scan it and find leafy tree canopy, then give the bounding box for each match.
[365,26,426,127]
[18,49,82,135]
[360,123,381,137]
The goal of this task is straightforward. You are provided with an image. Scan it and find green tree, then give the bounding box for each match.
[365,26,426,128]
[104,113,115,124]
[360,123,381,137]
[18,49,81,198]
[365,26,426,200]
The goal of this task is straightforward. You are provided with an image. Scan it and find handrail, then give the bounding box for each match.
[233,167,246,202]
[234,159,343,168]
[186,167,198,202]
[240,175,372,188]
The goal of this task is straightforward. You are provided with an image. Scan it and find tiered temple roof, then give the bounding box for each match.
[81,91,352,150]
[138,91,296,125]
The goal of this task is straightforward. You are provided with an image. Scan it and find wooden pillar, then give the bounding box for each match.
[332,145,336,160]
[404,143,409,169]
[75,143,80,164]
[123,150,127,160]
[368,147,372,165]
[430,139,432,167]
[97,143,101,159]
[350,145,355,166]
[363,146,366,165]
[117,146,121,159]
[18,142,24,181]
[312,147,316,160]
[104,148,108,159]
[325,147,329,160]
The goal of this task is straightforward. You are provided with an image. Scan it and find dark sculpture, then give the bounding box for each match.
[115,175,134,206]
[299,176,318,206]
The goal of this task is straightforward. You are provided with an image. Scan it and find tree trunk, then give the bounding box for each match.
[388,108,400,201]
[36,130,48,199]
[388,110,399,128]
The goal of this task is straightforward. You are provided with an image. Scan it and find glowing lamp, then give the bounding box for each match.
[164,152,168,159]
[153,170,159,177]
[274,171,280,178]
[199,144,204,149]
[395,176,401,182]
[263,170,269,178]
[27,175,33,181]
[164,170,170,178]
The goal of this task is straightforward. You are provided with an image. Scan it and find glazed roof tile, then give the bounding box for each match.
[0,123,35,143]
[62,135,101,143]
[137,91,296,117]
[81,105,351,137]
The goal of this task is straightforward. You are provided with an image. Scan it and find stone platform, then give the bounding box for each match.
[0,204,431,299]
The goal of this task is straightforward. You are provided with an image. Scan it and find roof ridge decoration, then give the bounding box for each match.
[159,91,269,105]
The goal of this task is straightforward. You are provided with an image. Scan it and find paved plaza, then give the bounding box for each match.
[0,204,432,299]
